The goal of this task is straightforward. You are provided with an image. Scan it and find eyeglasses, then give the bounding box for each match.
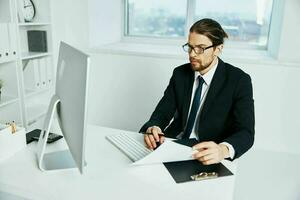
[182,43,215,55]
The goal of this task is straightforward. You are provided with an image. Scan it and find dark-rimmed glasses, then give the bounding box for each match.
[182,43,215,55]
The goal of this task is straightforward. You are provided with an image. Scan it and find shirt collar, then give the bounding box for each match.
[194,59,218,86]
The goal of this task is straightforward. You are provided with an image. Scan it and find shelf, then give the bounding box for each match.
[18,22,51,27]
[0,58,17,65]
[0,95,19,108]
[25,87,53,98]
[0,0,54,129]
[26,104,48,126]
[21,52,52,60]
[24,88,35,95]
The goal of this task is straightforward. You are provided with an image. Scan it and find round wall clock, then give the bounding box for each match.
[23,0,36,22]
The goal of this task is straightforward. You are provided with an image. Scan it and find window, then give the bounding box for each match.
[194,0,273,48]
[124,0,274,48]
[125,0,187,38]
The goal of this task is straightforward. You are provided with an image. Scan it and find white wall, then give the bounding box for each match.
[88,0,122,47]
[50,0,89,64]
[276,0,300,62]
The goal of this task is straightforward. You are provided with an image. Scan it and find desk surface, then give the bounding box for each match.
[0,125,236,200]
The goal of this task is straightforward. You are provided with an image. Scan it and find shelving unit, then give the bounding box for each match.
[21,52,52,60]
[18,22,51,26]
[0,95,19,107]
[0,0,55,131]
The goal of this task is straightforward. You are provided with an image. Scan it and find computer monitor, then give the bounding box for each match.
[36,41,90,174]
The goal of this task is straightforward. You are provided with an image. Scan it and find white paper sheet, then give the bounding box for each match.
[132,140,195,165]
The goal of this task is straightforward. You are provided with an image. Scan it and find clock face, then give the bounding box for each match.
[23,0,36,22]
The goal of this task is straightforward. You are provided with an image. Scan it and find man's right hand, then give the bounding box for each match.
[144,126,165,150]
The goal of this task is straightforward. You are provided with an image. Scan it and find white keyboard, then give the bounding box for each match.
[106,133,152,162]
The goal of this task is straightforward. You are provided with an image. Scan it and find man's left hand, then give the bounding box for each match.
[192,141,229,165]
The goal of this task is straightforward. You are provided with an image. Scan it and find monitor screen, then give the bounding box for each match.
[37,41,90,174]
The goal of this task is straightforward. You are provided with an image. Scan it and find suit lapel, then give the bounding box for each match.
[182,65,194,128]
[199,58,226,121]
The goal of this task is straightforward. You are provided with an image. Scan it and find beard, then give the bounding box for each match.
[189,55,215,72]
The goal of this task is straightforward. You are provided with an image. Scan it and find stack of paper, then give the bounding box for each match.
[133,140,195,165]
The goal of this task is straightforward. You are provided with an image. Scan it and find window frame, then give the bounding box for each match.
[122,0,275,51]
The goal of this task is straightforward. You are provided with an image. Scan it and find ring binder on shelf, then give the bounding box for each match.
[8,23,18,58]
[38,58,47,88]
[0,23,10,63]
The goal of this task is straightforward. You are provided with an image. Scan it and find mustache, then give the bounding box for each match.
[189,58,200,62]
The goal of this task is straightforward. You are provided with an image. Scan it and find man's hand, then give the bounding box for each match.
[144,126,165,150]
[192,141,229,165]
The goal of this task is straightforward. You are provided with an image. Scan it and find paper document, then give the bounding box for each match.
[133,140,195,165]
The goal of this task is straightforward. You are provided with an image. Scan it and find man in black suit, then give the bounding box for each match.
[140,18,254,165]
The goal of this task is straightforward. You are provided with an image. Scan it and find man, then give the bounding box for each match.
[140,18,254,165]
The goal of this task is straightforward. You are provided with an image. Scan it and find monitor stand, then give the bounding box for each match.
[36,95,77,171]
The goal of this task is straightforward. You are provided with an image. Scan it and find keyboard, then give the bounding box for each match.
[106,133,152,162]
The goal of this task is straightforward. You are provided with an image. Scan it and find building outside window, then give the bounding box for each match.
[124,0,273,49]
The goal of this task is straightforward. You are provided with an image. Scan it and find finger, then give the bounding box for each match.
[152,126,162,133]
[152,128,162,142]
[146,127,152,133]
[148,134,157,148]
[144,135,153,149]
[152,133,160,142]
[201,158,218,165]
[193,141,215,150]
[193,149,214,159]
[196,156,216,165]
[159,136,165,144]
[193,141,217,150]
[198,153,215,162]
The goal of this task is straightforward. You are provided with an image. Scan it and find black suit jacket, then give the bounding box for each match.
[140,58,255,160]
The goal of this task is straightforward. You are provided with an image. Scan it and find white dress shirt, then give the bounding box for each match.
[178,59,235,159]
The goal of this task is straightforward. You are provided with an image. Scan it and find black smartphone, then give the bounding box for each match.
[26,129,63,144]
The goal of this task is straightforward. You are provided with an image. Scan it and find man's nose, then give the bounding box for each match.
[189,49,197,57]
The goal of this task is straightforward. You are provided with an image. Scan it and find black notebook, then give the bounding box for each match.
[163,138,233,183]
[26,129,63,144]
[27,30,48,52]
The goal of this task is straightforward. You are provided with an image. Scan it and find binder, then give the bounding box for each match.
[23,61,34,90]
[38,58,47,89]
[8,23,18,59]
[46,57,53,86]
[163,139,233,183]
[23,59,41,91]
[33,59,41,90]
[43,57,49,87]
[0,23,10,63]
[0,23,3,62]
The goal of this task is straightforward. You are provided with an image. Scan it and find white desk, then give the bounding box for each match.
[0,125,236,200]
[233,149,300,200]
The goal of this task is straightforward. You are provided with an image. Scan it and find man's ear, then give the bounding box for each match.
[214,44,224,56]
